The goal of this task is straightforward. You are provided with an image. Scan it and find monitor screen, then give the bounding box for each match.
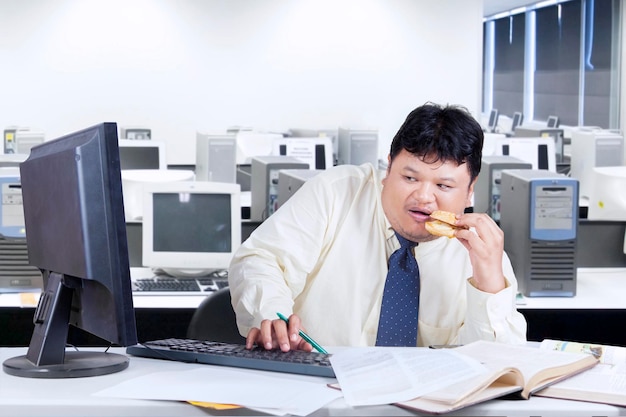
[547,115,560,128]
[511,112,524,131]
[142,181,241,277]
[118,139,166,170]
[3,122,137,378]
[488,109,499,132]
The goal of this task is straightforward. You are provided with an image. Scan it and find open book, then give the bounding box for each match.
[395,341,598,414]
[329,340,598,414]
[534,339,626,407]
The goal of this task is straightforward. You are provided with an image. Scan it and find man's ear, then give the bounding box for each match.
[466,179,476,207]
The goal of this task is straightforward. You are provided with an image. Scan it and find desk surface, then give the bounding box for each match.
[518,267,626,309]
[1,347,624,417]
[1,267,624,310]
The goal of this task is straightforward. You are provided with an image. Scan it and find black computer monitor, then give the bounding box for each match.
[488,109,499,132]
[547,115,560,128]
[511,111,524,132]
[2,122,138,378]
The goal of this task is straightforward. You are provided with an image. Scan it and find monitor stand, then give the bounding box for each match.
[1,272,129,378]
[3,351,129,378]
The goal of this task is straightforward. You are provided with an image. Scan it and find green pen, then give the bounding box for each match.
[276,312,328,354]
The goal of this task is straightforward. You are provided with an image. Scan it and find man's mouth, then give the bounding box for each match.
[408,208,430,221]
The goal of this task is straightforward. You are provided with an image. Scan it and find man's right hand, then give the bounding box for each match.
[246,313,313,352]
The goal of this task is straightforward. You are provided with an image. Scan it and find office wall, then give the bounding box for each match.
[0,0,484,165]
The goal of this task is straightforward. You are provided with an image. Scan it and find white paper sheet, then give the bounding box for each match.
[93,365,342,416]
[329,347,487,406]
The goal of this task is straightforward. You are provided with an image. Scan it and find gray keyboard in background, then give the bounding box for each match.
[127,338,335,378]
[132,271,229,293]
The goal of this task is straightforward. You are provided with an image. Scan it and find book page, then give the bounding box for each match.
[328,347,487,406]
[454,340,597,397]
[536,339,626,406]
[398,380,523,414]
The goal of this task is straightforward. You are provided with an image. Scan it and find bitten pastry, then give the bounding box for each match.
[425,210,466,238]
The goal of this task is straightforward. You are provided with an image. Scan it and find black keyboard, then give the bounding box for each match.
[132,275,229,293]
[126,338,335,378]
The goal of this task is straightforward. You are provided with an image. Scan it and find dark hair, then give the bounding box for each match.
[389,103,484,183]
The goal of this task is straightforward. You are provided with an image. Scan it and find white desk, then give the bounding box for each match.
[1,268,624,310]
[0,347,624,417]
[518,267,626,309]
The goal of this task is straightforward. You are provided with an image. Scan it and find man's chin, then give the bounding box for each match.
[405,226,438,243]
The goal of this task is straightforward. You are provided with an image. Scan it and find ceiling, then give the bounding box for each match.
[483,0,539,17]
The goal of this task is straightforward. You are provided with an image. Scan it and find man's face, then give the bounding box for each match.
[381,149,475,243]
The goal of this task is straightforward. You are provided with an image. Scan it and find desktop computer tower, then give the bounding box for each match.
[500,169,578,297]
[474,156,532,223]
[250,156,308,222]
[195,133,237,183]
[3,127,44,154]
[277,169,324,209]
[0,167,43,293]
[0,168,25,238]
[337,128,379,166]
[514,127,565,164]
[570,129,624,199]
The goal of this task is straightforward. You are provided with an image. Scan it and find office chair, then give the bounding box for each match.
[187,287,246,344]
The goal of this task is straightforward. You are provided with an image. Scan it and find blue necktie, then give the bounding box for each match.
[376,232,420,347]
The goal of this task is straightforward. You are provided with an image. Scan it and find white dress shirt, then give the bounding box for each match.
[229,163,527,347]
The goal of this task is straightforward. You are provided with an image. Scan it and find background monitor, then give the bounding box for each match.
[273,137,333,170]
[547,115,560,128]
[3,122,137,378]
[494,137,557,172]
[587,166,626,221]
[142,181,241,277]
[511,111,524,132]
[570,129,624,199]
[289,128,339,166]
[337,128,379,166]
[514,127,565,164]
[118,139,166,170]
[119,127,151,140]
[121,169,195,221]
[235,132,283,165]
[487,109,499,132]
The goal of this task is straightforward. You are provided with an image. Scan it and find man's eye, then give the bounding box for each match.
[405,176,417,182]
